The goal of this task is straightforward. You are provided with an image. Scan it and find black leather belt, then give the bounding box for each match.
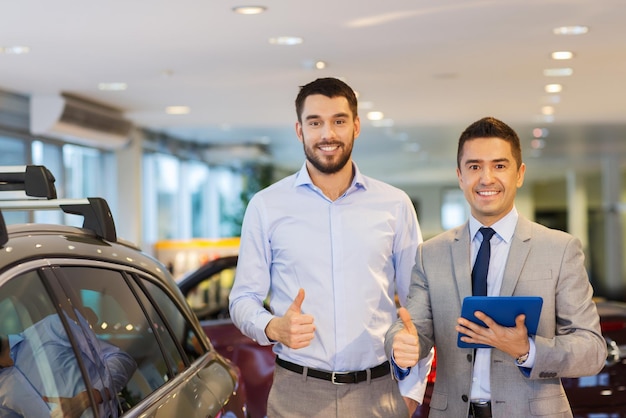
[275,356,390,384]
[469,401,492,418]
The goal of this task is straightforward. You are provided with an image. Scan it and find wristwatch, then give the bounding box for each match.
[515,351,530,365]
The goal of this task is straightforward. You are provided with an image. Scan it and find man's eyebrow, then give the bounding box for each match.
[464,157,510,165]
[304,112,350,121]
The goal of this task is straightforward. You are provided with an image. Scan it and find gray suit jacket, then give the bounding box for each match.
[385,216,606,418]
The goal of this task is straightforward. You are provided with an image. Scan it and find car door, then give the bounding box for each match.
[0,264,121,418]
[0,259,245,418]
[50,261,245,418]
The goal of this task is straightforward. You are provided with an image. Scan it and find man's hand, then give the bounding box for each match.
[403,396,419,417]
[265,288,316,349]
[456,312,530,358]
[44,390,92,418]
[392,307,420,368]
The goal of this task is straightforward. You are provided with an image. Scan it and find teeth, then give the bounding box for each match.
[478,191,498,196]
[320,145,337,151]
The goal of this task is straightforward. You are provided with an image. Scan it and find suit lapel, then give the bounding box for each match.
[452,223,473,303]
[500,216,532,296]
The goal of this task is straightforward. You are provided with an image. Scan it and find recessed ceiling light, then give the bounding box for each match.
[166,106,191,115]
[543,68,573,77]
[553,25,588,35]
[545,84,563,93]
[551,51,574,60]
[232,6,267,15]
[367,111,384,121]
[532,128,549,138]
[541,106,555,116]
[269,36,303,46]
[531,139,546,150]
[302,59,327,70]
[98,82,127,91]
[1,45,30,54]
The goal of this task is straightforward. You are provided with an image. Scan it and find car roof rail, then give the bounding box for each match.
[0,165,58,199]
[0,165,117,244]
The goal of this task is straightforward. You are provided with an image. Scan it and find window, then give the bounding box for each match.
[137,277,207,363]
[0,136,28,224]
[58,266,169,407]
[0,270,118,418]
[441,188,470,230]
[185,264,236,320]
[57,265,207,410]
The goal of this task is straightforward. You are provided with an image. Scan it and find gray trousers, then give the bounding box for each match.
[267,364,409,418]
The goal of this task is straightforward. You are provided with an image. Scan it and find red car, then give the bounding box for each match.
[177,255,626,418]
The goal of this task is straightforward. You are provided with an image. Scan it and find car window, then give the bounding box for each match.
[0,269,117,418]
[185,264,236,320]
[57,265,209,413]
[57,266,174,410]
[136,277,207,364]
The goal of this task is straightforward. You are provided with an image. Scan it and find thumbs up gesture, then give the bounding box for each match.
[392,307,420,368]
[265,288,316,349]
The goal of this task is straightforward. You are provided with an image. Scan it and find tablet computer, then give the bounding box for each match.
[457,296,543,348]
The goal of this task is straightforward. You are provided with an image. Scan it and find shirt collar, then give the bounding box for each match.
[469,207,518,244]
[293,161,366,191]
[8,334,24,358]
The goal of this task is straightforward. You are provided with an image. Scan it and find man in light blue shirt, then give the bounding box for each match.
[229,77,433,417]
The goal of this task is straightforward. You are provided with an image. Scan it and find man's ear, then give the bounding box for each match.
[295,121,304,143]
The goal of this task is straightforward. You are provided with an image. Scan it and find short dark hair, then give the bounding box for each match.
[295,77,358,123]
[457,116,523,169]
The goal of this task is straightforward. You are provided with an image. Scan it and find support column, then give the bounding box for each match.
[602,155,624,297]
[115,129,144,249]
[566,170,589,270]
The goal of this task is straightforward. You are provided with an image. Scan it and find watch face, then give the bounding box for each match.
[516,353,529,364]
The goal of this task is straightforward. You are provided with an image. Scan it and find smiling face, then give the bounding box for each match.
[457,136,526,226]
[295,94,360,176]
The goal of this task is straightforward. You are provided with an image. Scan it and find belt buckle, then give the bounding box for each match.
[331,371,349,385]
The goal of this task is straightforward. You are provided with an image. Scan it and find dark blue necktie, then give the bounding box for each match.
[472,227,496,296]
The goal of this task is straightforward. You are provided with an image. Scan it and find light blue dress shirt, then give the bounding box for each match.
[229,162,431,400]
[469,207,536,401]
[0,366,51,417]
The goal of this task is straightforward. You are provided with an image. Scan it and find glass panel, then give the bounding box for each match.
[186,264,236,321]
[142,153,180,240]
[137,277,207,364]
[441,187,470,230]
[0,135,26,165]
[58,266,170,410]
[0,270,104,417]
[0,136,28,224]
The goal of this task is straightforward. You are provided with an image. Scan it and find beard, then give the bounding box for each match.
[302,134,355,174]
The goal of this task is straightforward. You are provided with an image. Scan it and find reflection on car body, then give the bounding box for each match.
[179,255,626,418]
[0,164,247,418]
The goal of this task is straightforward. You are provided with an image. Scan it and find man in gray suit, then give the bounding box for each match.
[385,116,606,418]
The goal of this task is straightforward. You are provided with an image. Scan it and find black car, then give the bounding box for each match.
[0,165,247,418]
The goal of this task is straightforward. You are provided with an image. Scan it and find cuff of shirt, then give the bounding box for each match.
[391,351,411,380]
[517,337,536,377]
